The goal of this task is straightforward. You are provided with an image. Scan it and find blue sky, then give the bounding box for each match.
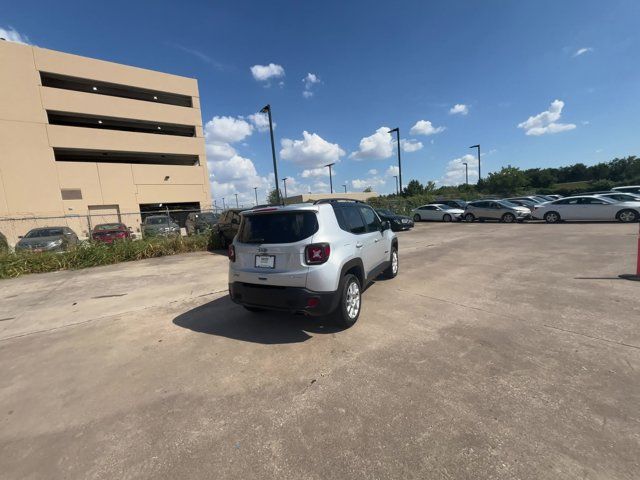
[3,0,640,204]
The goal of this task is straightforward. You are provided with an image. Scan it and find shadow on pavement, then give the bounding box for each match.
[173,294,345,344]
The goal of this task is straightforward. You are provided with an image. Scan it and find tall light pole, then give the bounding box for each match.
[462,162,469,185]
[234,193,239,208]
[388,128,402,193]
[282,177,289,201]
[325,163,335,193]
[260,104,281,205]
[253,187,258,206]
[222,197,226,209]
[392,175,399,195]
[342,184,347,193]
[470,144,481,181]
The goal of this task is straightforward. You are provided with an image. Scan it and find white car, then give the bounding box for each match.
[595,192,640,202]
[612,185,640,194]
[533,195,640,223]
[412,204,464,222]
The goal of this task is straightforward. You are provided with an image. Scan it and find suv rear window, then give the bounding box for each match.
[238,211,318,244]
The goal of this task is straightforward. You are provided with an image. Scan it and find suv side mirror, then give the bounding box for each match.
[381,220,390,231]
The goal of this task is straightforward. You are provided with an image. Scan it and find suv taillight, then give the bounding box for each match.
[228,244,236,262]
[305,243,330,265]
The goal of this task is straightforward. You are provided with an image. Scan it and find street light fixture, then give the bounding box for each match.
[392,175,399,195]
[388,128,402,193]
[282,177,289,201]
[462,162,469,185]
[469,144,481,180]
[234,193,239,208]
[259,104,282,205]
[253,187,258,206]
[222,197,226,209]
[342,184,347,193]
[325,163,335,193]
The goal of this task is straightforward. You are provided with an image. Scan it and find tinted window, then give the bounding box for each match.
[422,205,436,210]
[359,206,381,232]
[554,198,580,205]
[26,228,64,238]
[95,223,125,231]
[334,206,366,234]
[239,212,318,244]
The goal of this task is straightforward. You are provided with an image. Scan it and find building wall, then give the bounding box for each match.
[0,40,211,245]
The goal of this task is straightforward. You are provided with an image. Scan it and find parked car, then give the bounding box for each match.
[375,209,414,231]
[92,223,132,243]
[0,231,8,253]
[612,185,640,194]
[546,195,563,200]
[509,196,547,205]
[185,212,219,235]
[433,199,467,210]
[142,215,180,238]
[228,200,398,327]
[213,208,245,247]
[15,226,79,252]
[463,200,530,223]
[504,198,537,210]
[412,204,464,222]
[594,192,640,202]
[532,196,640,223]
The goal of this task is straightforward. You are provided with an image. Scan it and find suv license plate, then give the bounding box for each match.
[255,255,275,269]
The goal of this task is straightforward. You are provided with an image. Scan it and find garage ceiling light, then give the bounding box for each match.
[92,86,98,91]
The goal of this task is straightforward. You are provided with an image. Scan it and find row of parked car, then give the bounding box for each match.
[410,185,640,224]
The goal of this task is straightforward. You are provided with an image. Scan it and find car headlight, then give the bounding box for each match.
[47,239,63,247]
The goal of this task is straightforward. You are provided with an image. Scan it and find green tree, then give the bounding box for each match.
[267,188,283,205]
[483,165,529,195]
[363,186,373,192]
[403,179,424,196]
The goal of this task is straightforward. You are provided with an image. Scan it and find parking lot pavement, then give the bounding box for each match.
[1,223,639,480]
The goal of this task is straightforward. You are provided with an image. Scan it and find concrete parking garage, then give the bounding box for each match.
[0,222,638,479]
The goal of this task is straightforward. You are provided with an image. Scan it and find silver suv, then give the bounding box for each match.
[463,200,530,223]
[228,200,399,327]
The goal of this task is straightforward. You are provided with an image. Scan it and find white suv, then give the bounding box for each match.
[228,200,399,327]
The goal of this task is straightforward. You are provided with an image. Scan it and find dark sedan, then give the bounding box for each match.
[375,209,414,231]
[15,227,79,253]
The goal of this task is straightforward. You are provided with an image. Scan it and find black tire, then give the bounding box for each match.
[501,213,516,223]
[243,306,265,313]
[544,211,561,223]
[617,209,639,223]
[383,247,399,279]
[464,213,475,222]
[413,214,421,222]
[333,274,361,328]
[442,214,452,222]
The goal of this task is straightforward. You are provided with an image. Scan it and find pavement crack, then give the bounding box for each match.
[543,324,640,350]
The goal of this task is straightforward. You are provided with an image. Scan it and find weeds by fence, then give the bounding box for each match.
[0,231,225,280]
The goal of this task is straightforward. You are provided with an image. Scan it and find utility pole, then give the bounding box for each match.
[470,144,481,181]
[325,163,335,193]
[282,177,289,201]
[393,175,399,195]
[254,187,258,206]
[234,193,239,208]
[388,128,402,193]
[463,162,469,185]
[260,104,281,204]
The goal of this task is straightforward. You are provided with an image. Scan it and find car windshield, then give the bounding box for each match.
[376,209,394,216]
[25,228,64,238]
[146,217,171,225]
[498,200,519,208]
[94,223,124,231]
[239,211,318,244]
[197,213,218,222]
[441,205,459,210]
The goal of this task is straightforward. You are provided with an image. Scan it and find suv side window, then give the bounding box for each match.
[334,205,367,234]
[359,206,382,233]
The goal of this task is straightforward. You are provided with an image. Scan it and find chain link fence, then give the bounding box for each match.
[0,206,228,248]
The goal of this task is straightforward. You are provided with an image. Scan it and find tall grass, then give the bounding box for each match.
[0,232,225,279]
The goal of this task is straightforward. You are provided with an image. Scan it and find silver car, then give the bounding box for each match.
[15,226,79,252]
[463,200,530,223]
[228,200,398,327]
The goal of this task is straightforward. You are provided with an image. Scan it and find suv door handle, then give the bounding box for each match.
[374,238,380,243]
[356,242,363,248]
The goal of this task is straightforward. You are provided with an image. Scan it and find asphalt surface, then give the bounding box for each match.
[1,222,639,479]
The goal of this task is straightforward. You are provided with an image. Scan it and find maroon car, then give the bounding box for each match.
[92,223,132,243]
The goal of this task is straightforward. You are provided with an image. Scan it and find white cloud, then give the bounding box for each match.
[449,104,469,115]
[350,127,394,160]
[250,63,285,82]
[573,47,593,57]
[204,116,253,143]
[209,154,273,206]
[245,112,273,132]
[301,167,330,178]
[0,26,30,44]
[302,72,321,98]
[351,177,386,190]
[409,120,446,136]
[368,169,378,175]
[280,131,345,168]
[517,99,576,136]
[440,154,478,186]
[205,142,237,162]
[401,139,423,152]
[386,165,399,176]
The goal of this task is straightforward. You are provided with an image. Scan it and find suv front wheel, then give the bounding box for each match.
[334,274,361,328]
[384,247,398,279]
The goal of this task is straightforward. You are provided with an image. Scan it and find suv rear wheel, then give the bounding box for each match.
[464,213,475,222]
[413,213,421,222]
[334,274,361,328]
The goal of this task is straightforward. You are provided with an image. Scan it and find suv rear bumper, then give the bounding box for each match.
[229,282,339,316]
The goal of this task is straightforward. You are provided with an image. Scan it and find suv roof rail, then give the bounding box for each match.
[313,198,365,205]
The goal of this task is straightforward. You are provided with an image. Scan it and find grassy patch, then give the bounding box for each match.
[0,232,226,280]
